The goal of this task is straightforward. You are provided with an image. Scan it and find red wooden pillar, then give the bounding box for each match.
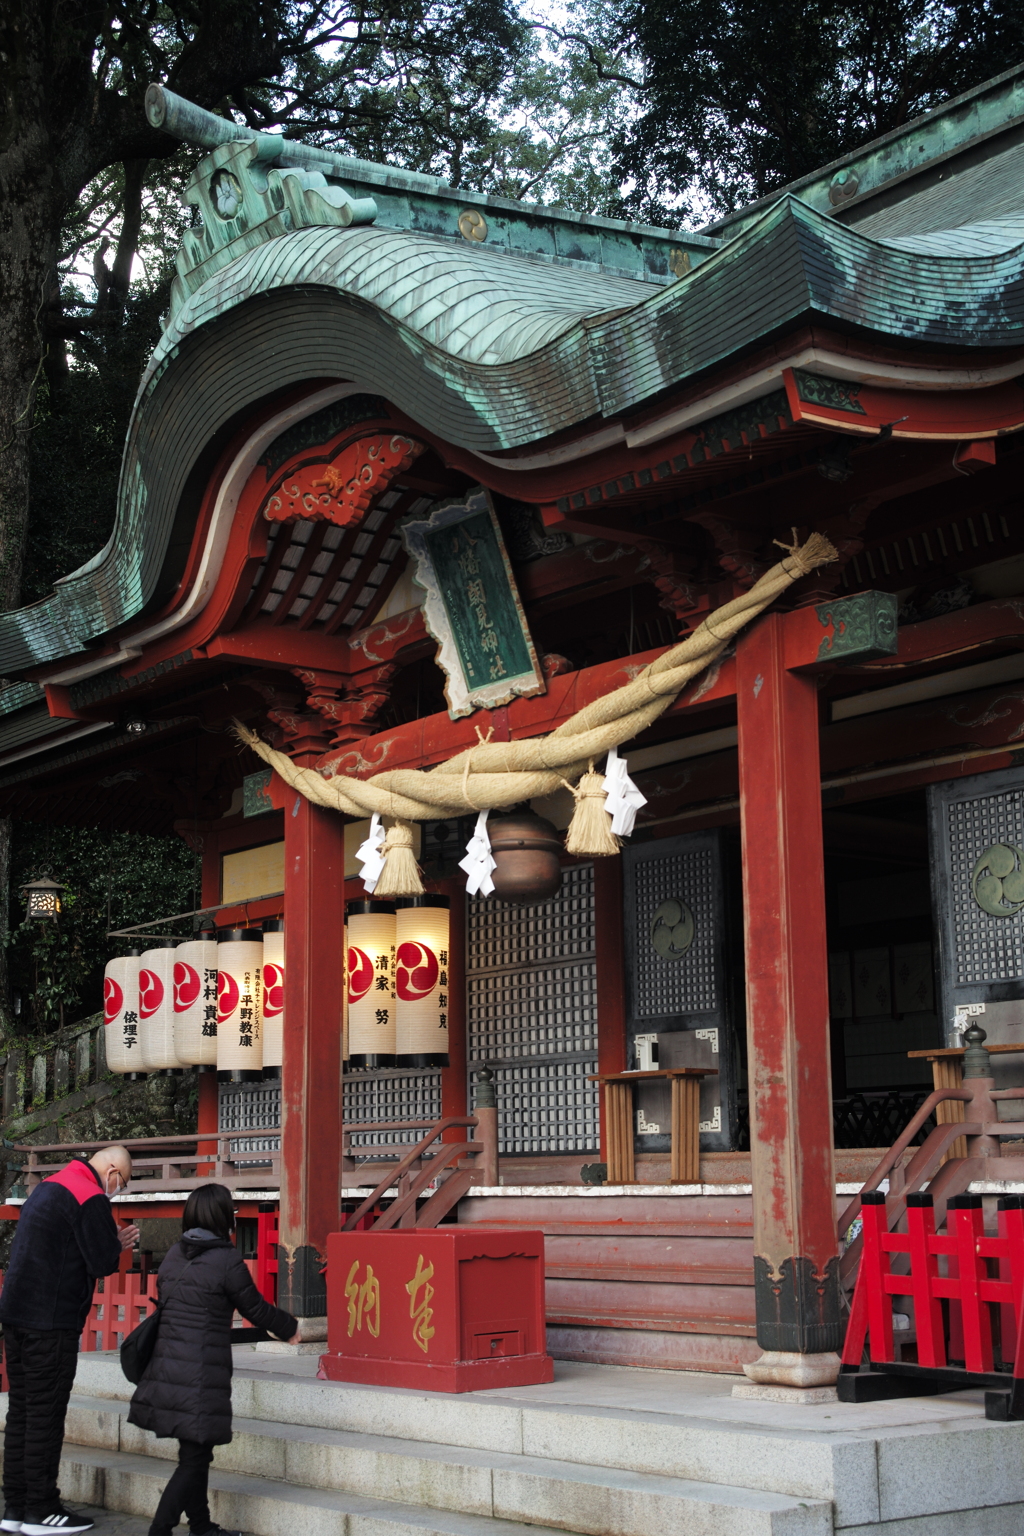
[278,788,345,1318]
[736,613,841,1361]
[438,875,469,1137]
[197,1071,218,1177]
[594,857,627,1161]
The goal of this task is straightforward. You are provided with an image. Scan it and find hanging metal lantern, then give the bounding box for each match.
[139,939,183,1075]
[261,919,284,1080]
[346,900,396,1068]
[20,873,65,921]
[217,928,264,1082]
[395,895,450,1068]
[488,811,563,903]
[173,932,219,1069]
[103,949,143,1075]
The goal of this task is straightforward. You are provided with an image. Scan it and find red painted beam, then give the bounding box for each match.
[736,613,840,1356]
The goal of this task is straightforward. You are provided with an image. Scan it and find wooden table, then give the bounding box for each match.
[908,1044,1024,1162]
[588,1069,717,1185]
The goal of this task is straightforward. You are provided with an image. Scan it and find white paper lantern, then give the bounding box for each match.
[103,950,143,1074]
[173,936,219,1067]
[217,928,264,1080]
[261,920,284,1077]
[395,897,451,1067]
[346,901,395,1067]
[139,940,182,1072]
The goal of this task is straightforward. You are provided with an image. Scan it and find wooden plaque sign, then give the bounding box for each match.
[402,487,546,718]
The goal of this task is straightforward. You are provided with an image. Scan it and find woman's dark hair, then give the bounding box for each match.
[181,1183,235,1239]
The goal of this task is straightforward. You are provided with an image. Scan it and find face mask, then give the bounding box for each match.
[105,1169,120,1197]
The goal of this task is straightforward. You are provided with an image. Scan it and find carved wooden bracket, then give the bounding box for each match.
[266,707,332,761]
[292,664,399,746]
[636,540,701,623]
[263,432,426,526]
[684,511,768,588]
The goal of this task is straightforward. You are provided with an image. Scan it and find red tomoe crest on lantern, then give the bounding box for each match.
[103,976,123,1025]
[173,961,201,1012]
[139,969,165,1019]
[217,971,240,1024]
[396,941,439,1001]
[263,963,284,1018]
[348,947,374,1002]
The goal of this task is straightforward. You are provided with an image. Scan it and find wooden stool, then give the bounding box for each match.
[589,1068,716,1184]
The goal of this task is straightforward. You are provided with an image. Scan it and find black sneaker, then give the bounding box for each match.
[21,1510,94,1534]
[189,1527,241,1536]
[1,1509,23,1533]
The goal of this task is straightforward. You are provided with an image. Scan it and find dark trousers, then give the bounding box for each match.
[150,1439,215,1536]
[2,1324,80,1517]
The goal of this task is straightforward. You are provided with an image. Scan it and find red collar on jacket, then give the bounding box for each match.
[46,1158,106,1205]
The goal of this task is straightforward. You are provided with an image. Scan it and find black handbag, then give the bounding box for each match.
[120,1255,197,1384]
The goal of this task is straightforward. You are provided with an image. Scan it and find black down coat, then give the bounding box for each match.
[127,1230,297,1444]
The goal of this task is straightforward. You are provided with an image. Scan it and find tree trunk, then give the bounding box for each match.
[0,18,68,1031]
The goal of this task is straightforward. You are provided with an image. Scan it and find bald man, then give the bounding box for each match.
[0,1146,140,1535]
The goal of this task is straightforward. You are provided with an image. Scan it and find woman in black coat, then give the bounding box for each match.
[128,1183,298,1536]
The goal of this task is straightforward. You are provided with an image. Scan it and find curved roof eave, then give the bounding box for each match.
[4,193,1024,676]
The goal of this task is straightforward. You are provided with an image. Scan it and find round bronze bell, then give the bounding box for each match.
[488,811,563,903]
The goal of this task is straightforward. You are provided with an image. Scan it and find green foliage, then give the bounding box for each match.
[23,278,171,605]
[610,0,1024,225]
[5,823,195,1032]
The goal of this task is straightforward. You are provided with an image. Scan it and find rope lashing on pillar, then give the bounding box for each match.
[234,532,837,832]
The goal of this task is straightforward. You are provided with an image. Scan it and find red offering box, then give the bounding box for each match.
[320,1228,554,1392]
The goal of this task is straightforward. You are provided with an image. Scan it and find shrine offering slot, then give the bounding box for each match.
[320,1228,554,1392]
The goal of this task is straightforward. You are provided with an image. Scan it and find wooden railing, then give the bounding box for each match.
[10,1108,499,1225]
[342,1111,498,1231]
[13,1131,281,1194]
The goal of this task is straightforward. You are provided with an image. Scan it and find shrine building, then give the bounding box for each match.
[4,65,1024,1381]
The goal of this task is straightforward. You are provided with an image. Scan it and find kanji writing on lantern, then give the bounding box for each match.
[375,1008,389,1026]
[344,1260,380,1338]
[202,1002,217,1039]
[123,1012,138,1046]
[406,1253,436,1354]
[375,976,389,991]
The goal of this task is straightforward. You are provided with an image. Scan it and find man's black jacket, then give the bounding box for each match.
[0,1158,122,1332]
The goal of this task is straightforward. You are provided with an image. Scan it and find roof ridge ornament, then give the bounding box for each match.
[147,84,378,324]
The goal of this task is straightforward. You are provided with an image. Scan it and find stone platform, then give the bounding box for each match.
[5,1349,1024,1536]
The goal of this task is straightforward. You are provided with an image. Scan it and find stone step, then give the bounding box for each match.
[59,1394,831,1536]
[69,1354,866,1518]
[49,1437,835,1536]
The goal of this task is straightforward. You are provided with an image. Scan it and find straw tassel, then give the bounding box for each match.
[373,819,425,897]
[563,765,621,857]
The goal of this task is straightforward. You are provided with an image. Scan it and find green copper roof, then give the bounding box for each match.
[153,223,657,376]
[706,62,1024,240]
[5,170,1024,678]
